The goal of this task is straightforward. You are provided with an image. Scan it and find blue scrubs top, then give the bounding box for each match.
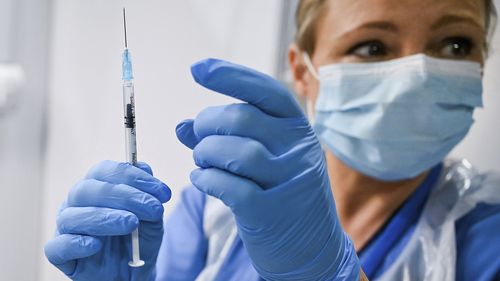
[156,166,500,281]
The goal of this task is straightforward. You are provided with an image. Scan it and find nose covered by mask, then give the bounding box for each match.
[304,54,483,181]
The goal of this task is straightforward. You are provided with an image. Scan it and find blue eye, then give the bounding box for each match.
[441,37,474,58]
[348,41,388,58]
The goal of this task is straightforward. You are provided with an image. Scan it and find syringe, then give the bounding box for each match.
[122,7,145,268]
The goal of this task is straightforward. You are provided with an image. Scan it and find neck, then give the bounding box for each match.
[326,152,428,251]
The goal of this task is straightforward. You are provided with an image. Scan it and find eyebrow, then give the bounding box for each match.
[430,15,485,31]
[335,21,399,42]
[356,21,399,33]
[336,14,485,42]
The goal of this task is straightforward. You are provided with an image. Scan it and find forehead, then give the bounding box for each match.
[322,0,486,29]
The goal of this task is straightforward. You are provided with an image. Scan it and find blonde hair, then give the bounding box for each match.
[295,0,498,55]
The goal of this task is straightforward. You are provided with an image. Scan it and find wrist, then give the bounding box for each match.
[326,234,360,281]
[132,262,157,281]
[255,231,360,281]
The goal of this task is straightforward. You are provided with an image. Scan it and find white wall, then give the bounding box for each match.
[0,0,50,280]
[39,1,282,280]
[451,24,500,171]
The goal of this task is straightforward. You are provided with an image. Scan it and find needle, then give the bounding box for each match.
[123,7,128,49]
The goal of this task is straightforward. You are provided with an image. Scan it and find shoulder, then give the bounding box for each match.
[157,185,209,280]
[166,185,207,227]
[455,171,500,281]
[173,185,207,221]
[181,184,206,201]
[181,184,207,210]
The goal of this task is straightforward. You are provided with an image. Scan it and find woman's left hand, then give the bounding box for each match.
[176,58,360,281]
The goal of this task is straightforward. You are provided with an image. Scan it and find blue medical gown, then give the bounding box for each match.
[155,173,500,281]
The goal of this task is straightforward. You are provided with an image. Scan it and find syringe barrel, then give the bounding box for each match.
[122,80,137,165]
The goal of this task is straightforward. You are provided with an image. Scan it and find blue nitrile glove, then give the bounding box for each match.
[44,161,171,281]
[176,58,360,281]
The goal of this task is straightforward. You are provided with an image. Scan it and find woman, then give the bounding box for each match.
[45,0,500,280]
[286,0,500,280]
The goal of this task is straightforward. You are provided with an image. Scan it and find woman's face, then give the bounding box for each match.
[290,0,487,102]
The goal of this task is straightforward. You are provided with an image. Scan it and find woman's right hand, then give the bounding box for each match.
[177,58,361,281]
[44,160,171,281]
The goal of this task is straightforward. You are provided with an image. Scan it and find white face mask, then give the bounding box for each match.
[303,53,483,181]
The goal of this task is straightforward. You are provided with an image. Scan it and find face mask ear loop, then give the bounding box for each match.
[301,52,318,125]
[302,52,320,80]
[306,99,316,125]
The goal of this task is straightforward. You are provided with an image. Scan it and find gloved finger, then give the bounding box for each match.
[193,135,295,188]
[67,179,164,222]
[137,162,153,175]
[137,220,164,255]
[193,103,310,155]
[57,207,139,236]
[85,160,171,203]
[45,234,102,275]
[189,167,261,215]
[191,58,304,118]
[176,119,199,149]
[57,200,68,216]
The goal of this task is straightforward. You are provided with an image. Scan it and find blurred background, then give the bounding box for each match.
[0,0,499,280]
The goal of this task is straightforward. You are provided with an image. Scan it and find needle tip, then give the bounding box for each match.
[123,7,128,49]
